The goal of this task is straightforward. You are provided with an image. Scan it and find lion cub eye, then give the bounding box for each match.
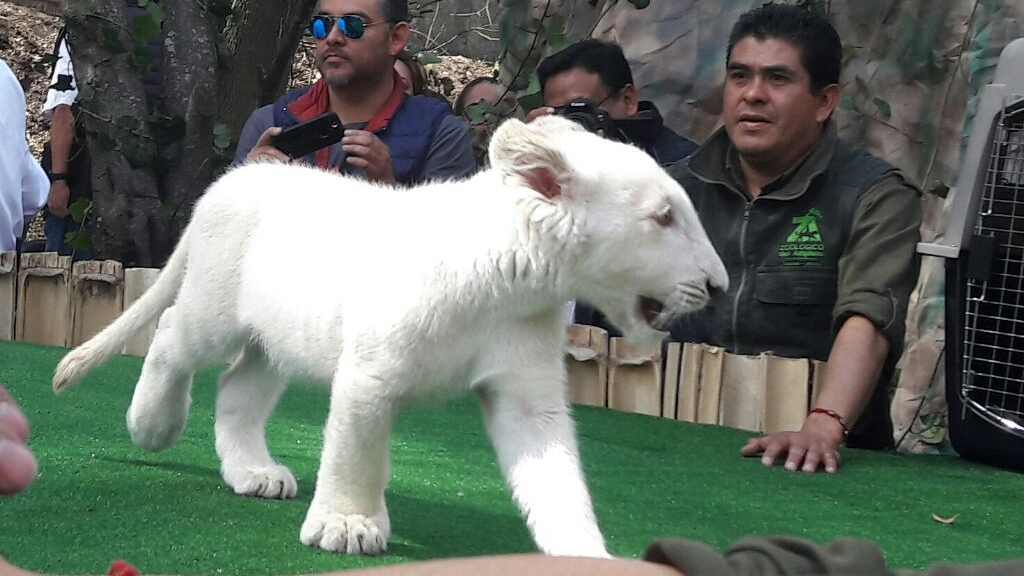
[654,206,674,227]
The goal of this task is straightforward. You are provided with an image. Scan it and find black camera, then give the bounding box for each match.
[550,98,627,142]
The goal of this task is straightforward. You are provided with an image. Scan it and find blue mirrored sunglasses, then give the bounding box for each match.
[309,14,384,40]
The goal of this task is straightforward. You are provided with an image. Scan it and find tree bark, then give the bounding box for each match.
[65,0,163,266]
[57,0,312,265]
[162,0,219,237]
[218,0,317,138]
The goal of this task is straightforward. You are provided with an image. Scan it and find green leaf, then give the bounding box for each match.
[872,96,892,117]
[839,95,856,111]
[68,199,92,223]
[542,15,571,52]
[480,101,502,116]
[918,424,946,445]
[133,13,161,45]
[64,230,93,251]
[440,77,455,97]
[920,412,943,427]
[130,46,154,72]
[416,51,442,65]
[626,0,650,7]
[841,45,856,61]
[517,91,543,113]
[464,102,487,125]
[524,73,541,97]
[145,2,166,26]
[100,26,126,54]
[213,123,233,150]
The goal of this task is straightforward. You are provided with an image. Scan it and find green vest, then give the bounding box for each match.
[671,123,899,448]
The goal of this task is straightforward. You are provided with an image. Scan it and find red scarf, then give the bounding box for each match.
[287,70,407,168]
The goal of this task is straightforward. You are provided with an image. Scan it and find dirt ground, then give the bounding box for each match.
[0,3,494,242]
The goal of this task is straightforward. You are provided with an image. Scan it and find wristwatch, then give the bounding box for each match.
[49,171,67,183]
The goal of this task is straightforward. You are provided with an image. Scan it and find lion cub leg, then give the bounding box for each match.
[480,370,610,558]
[300,358,393,555]
[125,307,200,452]
[215,343,296,499]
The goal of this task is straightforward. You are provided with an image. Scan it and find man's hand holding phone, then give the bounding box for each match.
[246,112,346,164]
[342,129,395,183]
[246,127,290,163]
[244,112,396,184]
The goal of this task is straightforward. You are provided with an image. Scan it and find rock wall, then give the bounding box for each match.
[410,0,502,60]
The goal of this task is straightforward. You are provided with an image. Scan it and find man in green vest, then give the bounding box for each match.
[670,4,921,472]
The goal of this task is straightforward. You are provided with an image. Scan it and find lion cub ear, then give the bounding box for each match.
[488,117,574,199]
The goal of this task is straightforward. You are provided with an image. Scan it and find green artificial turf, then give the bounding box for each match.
[0,340,1022,575]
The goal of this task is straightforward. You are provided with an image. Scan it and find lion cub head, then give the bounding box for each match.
[489,115,728,346]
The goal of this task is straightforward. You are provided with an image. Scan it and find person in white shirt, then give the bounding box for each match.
[0,57,48,253]
[40,29,90,258]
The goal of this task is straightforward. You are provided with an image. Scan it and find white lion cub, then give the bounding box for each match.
[53,116,727,558]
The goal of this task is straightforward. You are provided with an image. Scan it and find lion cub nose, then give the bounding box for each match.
[707,279,725,298]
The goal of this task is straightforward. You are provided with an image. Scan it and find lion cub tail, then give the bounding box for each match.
[52,230,191,393]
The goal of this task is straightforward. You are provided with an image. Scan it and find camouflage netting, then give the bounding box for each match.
[498,0,1024,453]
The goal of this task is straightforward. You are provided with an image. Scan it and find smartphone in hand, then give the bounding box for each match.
[271,112,344,159]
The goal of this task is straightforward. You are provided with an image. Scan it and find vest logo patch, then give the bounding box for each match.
[779,208,825,263]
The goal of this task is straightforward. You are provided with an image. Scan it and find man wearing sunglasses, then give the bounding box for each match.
[234,0,475,185]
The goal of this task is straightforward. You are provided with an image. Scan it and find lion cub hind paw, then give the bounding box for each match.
[228,465,298,500]
[300,512,388,555]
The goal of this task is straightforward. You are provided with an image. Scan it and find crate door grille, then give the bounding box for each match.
[963,98,1024,437]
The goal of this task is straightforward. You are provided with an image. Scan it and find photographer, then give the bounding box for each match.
[529,39,697,166]
[236,0,475,186]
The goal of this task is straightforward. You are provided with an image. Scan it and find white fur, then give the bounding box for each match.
[53,116,727,558]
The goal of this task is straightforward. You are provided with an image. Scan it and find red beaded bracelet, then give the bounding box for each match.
[809,407,849,437]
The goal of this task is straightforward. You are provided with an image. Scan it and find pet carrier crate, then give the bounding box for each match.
[919,38,1024,471]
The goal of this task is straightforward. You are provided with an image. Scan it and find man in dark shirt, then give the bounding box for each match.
[529,38,698,166]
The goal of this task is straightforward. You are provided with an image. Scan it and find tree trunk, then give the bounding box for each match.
[57,0,313,265]
[162,0,219,237]
[218,0,317,137]
[65,0,164,266]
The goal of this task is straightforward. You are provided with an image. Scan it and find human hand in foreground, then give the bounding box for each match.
[0,385,37,494]
[740,411,846,474]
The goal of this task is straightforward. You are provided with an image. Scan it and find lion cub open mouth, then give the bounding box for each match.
[638,296,669,330]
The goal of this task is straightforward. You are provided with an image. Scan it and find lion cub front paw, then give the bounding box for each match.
[299,507,390,555]
[224,464,298,499]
